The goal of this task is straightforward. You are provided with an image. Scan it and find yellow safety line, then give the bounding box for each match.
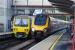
[50,33,64,50]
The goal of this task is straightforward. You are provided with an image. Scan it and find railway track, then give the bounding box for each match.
[5,39,35,50]
[19,41,38,50]
[0,37,41,50]
[0,38,26,50]
[0,34,45,50]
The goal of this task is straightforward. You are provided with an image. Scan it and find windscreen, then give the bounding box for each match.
[34,14,47,25]
[15,18,28,27]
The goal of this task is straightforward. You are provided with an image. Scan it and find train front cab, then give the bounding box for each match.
[13,16,31,39]
[31,14,51,40]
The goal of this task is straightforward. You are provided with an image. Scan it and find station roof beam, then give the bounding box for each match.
[48,0,74,14]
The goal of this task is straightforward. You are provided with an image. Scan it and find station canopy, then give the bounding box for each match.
[48,0,74,14]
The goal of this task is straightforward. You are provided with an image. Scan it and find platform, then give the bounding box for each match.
[0,32,12,35]
[0,32,13,39]
[52,29,71,50]
[28,28,67,50]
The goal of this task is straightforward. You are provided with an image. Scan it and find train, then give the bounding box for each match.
[12,15,31,39]
[12,14,51,40]
[31,14,51,40]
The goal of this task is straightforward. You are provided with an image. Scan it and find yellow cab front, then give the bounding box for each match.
[13,16,30,38]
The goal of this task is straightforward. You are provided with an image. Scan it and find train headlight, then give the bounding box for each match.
[44,29,47,33]
[32,28,35,32]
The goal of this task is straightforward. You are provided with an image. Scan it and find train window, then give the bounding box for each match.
[15,19,21,25]
[22,19,28,26]
[15,19,28,27]
[34,14,47,25]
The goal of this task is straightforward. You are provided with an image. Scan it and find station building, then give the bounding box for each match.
[0,0,12,32]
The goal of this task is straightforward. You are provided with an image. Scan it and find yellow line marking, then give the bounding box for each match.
[50,33,64,50]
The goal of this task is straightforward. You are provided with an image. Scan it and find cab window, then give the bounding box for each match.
[15,19,28,27]
[34,14,47,25]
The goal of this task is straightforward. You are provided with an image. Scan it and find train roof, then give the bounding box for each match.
[14,15,29,19]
